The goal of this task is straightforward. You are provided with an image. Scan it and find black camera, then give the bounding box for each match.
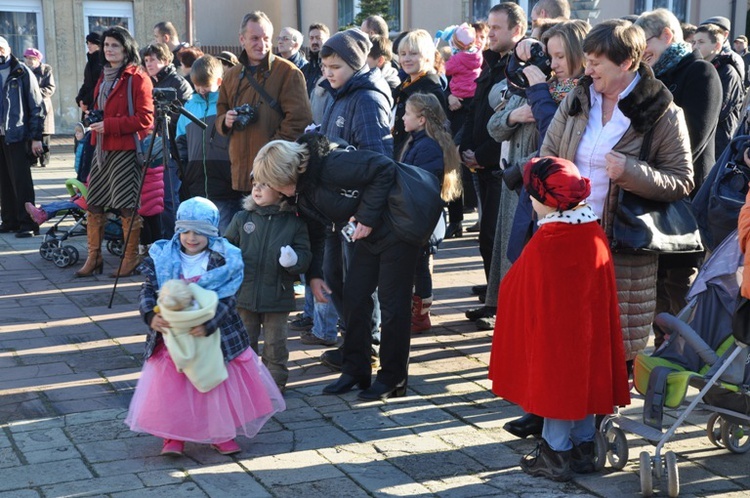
[152,87,178,104]
[233,103,259,131]
[505,40,553,90]
[82,109,104,127]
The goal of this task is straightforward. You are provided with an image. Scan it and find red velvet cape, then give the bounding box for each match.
[489,220,631,419]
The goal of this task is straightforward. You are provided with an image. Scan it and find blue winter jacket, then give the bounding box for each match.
[319,66,394,156]
[1,55,44,144]
[401,130,444,179]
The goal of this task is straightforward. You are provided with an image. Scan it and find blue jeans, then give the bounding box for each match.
[213,197,241,236]
[41,200,79,220]
[160,158,181,239]
[302,282,340,342]
[542,415,596,452]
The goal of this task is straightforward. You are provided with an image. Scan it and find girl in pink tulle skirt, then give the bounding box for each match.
[125,197,285,456]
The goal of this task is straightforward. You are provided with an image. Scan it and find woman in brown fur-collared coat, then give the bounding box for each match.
[541,20,693,369]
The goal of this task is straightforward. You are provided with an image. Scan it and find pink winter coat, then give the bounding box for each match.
[138,165,165,217]
[445,50,483,99]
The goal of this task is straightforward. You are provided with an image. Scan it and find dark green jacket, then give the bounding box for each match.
[225,197,311,312]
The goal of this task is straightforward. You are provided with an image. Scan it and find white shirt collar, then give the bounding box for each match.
[589,71,641,107]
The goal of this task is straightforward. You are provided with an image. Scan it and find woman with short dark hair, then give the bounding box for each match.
[76,26,154,278]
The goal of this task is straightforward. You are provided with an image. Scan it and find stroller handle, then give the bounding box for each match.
[654,313,720,366]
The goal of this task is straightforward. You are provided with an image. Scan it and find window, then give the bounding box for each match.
[0,0,44,57]
[83,1,134,36]
[634,0,688,22]
[338,0,401,32]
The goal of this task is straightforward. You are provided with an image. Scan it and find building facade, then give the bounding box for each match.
[4,0,748,134]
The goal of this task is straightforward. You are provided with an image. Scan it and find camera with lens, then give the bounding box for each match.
[505,40,553,91]
[233,103,260,131]
[152,87,178,105]
[82,109,104,127]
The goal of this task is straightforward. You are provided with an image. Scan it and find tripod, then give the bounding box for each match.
[108,96,206,308]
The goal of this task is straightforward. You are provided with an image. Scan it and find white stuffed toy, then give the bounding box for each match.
[157,280,228,393]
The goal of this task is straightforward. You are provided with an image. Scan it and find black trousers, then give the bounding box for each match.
[0,137,36,230]
[477,170,502,280]
[341,236,419,386]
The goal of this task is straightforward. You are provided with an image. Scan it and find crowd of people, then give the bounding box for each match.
[4,0,750,482]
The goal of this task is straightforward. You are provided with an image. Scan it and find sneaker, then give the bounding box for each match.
[211,439,241,455]
[476,315,495,330]
[161,439,184,456]
[289,316,314,331]
[520,439,573,482]
[25,202,48,225]
[300,329,337,346]
[465,306,495,321]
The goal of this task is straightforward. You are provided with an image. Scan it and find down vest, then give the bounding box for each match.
[541,63,693,361]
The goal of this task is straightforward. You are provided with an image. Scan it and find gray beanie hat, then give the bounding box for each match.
[321,28,372,70]
[701,16,731,33]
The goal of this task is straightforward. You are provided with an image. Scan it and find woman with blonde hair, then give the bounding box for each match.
[392,29,448,159]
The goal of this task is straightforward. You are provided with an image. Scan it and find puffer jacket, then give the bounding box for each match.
[175,90,237,201]
[224,196,311,313]
[216,51,312,192]
[541,63,693,360]
[319,66,393,156]
[31,63,55,134]
[1,54,44,144]
[138,165,165,217]
[445,49,483,99]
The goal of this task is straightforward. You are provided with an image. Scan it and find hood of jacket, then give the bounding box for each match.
[320,66,394,108]
[241,194,295,213]
[570,62,673,134]
[184,90,219,114]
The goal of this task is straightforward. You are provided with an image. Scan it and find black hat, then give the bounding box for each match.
[701,16,731,33]
[216,51,238,67]
[86,32,101,45]
[321,28,372,70]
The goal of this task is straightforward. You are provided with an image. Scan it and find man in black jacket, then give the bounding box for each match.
[302,23,330,97]
[75,32,102,119]
[459,2,525,286]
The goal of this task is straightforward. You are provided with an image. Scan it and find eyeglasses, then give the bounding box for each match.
[645,35,657,43]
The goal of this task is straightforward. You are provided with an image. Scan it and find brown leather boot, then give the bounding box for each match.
[74,212,105,277]
[410,295,432,333]
[110,215,143,277]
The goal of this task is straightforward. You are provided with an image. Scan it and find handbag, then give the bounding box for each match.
[384,162,446,247]
[610,126,704,254]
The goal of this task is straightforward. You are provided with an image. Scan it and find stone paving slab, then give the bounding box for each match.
[0,141,748,497]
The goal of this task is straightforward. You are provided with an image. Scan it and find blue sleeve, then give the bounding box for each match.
[351,92,394,156]
[404,141,444,178]
[526,83,559,143]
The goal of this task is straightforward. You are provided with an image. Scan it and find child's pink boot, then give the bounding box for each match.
[211,439,241,455]
[25,202,48,225]
[160,439,184,456]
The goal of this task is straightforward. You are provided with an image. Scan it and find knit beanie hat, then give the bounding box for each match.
[452,23,476,52]
[86,32,101,45]
[175,197,220,237]
[321,28,372,70]
[523,156,591,211]
[24,48,43,61]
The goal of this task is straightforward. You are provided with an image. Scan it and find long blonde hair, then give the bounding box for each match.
[400,93,462,202]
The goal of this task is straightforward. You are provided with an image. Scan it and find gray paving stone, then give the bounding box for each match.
[11,427,70,453]
[0,490,40,498]
[64,408,128,426]
[40,474,144,497]
[0,458,92,491]
[290,423,358,451]
[110,482,208,498]
[272,476,369,497]
[78,436,161,463]
[188,462,272,497]
[137,468,189,487]
[23,444,81,464]
[92,454,201,477]
[337,460,432,496]
[65,419,136,444]
[241,450,345,486]
[0,447,21,469]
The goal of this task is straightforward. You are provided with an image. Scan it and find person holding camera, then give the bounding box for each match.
[76,26,154,278]
[0,36,45,239]
[216,11,311,195]
[23,48,55,168]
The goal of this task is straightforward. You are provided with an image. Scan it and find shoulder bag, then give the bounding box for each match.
[610,126,703,254]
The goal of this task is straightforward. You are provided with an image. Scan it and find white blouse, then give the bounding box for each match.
[574,73,641,218]
[179,250,209,281]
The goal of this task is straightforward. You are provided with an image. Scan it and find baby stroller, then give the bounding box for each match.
[38,179,124,268]
[596,230,750,497]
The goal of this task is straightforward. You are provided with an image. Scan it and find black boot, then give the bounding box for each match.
[570,441,596,474]
[444,221,463,239]
[322,373,371,395]
[503,413,544,439]
[465,305,495,322]
[520,439,573,482]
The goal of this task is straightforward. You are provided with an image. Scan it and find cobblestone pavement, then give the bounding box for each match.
[1,139,748,497]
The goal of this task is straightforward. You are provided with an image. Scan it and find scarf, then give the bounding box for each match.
[94,65,123,164]
[536,203,599,227]
[652,43,692,77]
[547,77,579,104]
[148,235,244,299]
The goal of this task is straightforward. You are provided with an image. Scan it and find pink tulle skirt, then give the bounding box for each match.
[125,345,285,443]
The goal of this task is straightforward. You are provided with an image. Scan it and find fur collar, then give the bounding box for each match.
[295,133,340,191]
[241,194,294,213]
[570,62,673,134]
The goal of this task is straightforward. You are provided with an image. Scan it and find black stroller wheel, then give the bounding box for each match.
[51,247,73,268]
[605,426,629,470]
[62,246,79,266]
[706,413,726,448]
[720,421,750,454]
[107,239,124,256]
[40,240,60,261]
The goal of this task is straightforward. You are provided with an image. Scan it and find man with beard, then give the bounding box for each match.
[303,23,330,97]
